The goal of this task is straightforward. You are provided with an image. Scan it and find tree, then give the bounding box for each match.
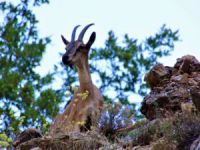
[61,25,179,112]
[0,0,64,147]
[0,0,179,148]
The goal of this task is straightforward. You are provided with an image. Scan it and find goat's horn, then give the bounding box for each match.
[78,23,94,41]
[71,25,80,41]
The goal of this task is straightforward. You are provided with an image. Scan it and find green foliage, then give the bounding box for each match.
[0,0,180,146]
[0,132,12,148]
[124,112,200,149]
[0,0,64,141]
[61,25,179,107]
[90,26,179,104]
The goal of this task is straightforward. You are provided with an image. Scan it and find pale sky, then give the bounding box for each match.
[34,0,200,75]
[33,0,200,104]
[1,0,200,105]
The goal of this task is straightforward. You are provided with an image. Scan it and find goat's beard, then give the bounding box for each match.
[69,63,74,69]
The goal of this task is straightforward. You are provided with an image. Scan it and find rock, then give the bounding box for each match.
[171,73,188,83]
[190,87,200,111]
[179,56,191,73]
[30,147,41,150]
[141,93,170,120]
[152,141,176,150]
[174,55,200,73]
[188,78,199,86]
[181,102,196,114]
[141,55,200,119]
[15,131,116,150]
[132,145,152,150]
[141,81,190,119]
[13,128,42,148]
[131,140,176,150]
[192,72,200,83]
[144,63,170,89]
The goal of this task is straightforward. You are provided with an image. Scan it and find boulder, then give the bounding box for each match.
[141,55,200,119]
[190,86,200,112]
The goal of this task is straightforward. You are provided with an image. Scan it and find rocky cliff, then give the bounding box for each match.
[14,55,200,150]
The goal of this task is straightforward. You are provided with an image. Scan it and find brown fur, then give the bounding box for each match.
[50,24,103,134]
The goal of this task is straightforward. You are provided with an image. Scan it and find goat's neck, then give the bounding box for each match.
[76,56,93,94]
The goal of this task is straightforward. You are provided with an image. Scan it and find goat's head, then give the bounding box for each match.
[61,23,96,68]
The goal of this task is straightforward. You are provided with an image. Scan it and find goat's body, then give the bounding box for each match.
[50,85,103,133]
[50,24,103,134]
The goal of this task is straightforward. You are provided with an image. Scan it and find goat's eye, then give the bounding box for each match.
[77,45,84,51]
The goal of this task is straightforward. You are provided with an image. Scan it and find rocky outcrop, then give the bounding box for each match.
[141,55,200,120]
[15,131,121,150]
[190,86,200,111]
[14,55,200,150]
[13,128,42,148]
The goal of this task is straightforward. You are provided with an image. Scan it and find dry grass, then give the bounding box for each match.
[16,103,200,150]
[98,102,134,140]
[119,111,200,149]
[16,130,117,150]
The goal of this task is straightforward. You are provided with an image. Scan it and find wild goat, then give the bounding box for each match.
[50,24,103,133]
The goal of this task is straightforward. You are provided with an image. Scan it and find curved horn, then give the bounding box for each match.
[78,23,94,41]
[71,25,80,41]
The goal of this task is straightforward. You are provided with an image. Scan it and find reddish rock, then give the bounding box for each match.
[141,55,200,120]
[174,55,200,73]
[171,73,188,83]
[13,128,42,148]
[190,87,200,111]
[144,63,171,89]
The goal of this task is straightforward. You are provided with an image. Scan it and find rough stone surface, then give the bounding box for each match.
[190,86,200,111]
[141,55,200,119]
[13,128,42,148]
[15,131,121,150]
[144,63,171,89]
[14,55,200,150]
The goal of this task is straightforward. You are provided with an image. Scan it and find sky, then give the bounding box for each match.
[34,0,200,77]
[0,0,199,125]
[32,0,199,97]
[0,0,199,106]
[32,0,200,104]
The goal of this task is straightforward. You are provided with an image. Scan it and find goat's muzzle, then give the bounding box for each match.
[62,54,71,65]
[62,54,74,68]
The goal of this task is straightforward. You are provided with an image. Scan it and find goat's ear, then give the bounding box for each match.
[61,35,69,45]
[86,32,96,50]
